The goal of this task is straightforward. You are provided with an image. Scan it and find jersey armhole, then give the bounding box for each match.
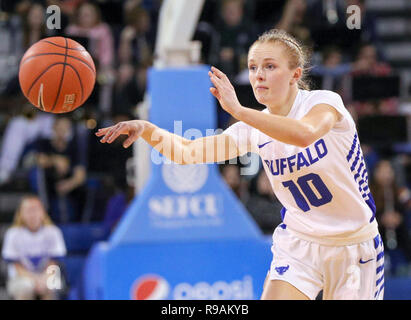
[329,104,354,134]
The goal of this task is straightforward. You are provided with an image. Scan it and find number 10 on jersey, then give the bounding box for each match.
[282,173,333,212]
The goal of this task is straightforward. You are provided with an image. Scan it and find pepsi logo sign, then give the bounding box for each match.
[131,274,170,300]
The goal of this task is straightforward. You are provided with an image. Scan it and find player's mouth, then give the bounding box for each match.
[256,85,269,91]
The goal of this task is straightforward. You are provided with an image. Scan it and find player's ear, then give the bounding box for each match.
[290,67,302,85]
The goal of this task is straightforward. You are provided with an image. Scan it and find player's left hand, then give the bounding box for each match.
[208,66,244,119]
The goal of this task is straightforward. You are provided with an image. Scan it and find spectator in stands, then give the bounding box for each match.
[34,117,87,223]
[311,46,350,76]
[209,0,257,128]
[305,0,348,52]
[115,4,153,116]
[344,0,379,53]
[310,45,376,92]
[369,160,411,268]
[221,164,248,202]
[1,195,66,300]
[65,2,115,114]
[310,45,351,91]
[65,2,114,71]
[0,104,55,185]
[118,5,153,66]
[113,62,149,117]
[350,42,398,116]
[352,43,391,77]
[21,2,49,49]
[246,170,283,235]
[209,0,256,79]
[0,4,23,98]
[275,0,312,48]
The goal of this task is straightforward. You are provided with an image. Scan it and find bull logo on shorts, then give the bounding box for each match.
[275,265,290,275]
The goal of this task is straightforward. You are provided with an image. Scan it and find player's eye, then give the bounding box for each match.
[248,65,257,72]
[265,64,275,70]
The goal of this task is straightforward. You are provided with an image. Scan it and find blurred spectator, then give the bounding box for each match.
[102,182,134,234]
[118,5,153,66]
[350,43,398,116]
[0,105,55,185]
[305,0,348,51]
[65,2,115,115]
[1,195,66,300]
[275,0,312,48]
[351,43,391,77]
[209,0,256,79]
[344,0,380,55]
[65,2,114,70]
[114,4,153,116]
[21,2,49,49]
[0,7,23,97]
[310,45,351,91]
[34,117,87,223]
[246,170,283,235]
[369,160,411,269]
[306,0,378,55]
[221,164,248,202]
[113,62,148,117]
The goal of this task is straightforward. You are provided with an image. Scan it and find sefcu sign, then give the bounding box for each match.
[131,274,254,300]
[147,163,223,228]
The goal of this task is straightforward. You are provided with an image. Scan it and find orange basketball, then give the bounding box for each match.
[19,36,96,113]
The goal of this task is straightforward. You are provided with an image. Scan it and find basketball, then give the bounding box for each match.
[18,36,96,113]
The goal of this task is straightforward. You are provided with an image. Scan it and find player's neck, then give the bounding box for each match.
[267,85,299,117]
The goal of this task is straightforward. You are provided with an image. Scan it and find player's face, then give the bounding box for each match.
[248,42,298,109]
[20,199,45,232]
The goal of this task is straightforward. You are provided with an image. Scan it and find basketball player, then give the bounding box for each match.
[96,29,384,300]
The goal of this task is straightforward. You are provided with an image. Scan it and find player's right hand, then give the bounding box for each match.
[95,120,145,148]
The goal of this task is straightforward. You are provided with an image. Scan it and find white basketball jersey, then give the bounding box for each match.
[2,225,66,276]
[223,89,379,245]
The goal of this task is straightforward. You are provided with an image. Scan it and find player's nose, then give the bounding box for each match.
[256,67,265,81]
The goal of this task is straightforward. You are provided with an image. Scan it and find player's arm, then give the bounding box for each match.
[235,104,341,147]
[95,120,241,165]
[209,66,341,147]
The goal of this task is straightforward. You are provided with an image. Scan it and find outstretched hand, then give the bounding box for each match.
[208,66,244,119]
[95,120,145,148]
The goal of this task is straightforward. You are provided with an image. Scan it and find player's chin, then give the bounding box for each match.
[254,93,269,105]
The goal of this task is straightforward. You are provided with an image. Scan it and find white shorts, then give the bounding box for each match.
[269,225,385,300]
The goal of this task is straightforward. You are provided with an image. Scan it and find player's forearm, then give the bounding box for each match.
[236,107,315,147]
[140,121,192,165]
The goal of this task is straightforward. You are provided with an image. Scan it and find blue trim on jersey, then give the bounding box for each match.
[346,133,358,162]
[346,133,376,222]
[377,251,384,261]
[375,283,384,299]
[279,223,287,229]
[280,207,287,221]
[350,147,362,172]
[365,194,376,222]
[373,234,384,299]
[376,274,384,287]
[374,234,380,249]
